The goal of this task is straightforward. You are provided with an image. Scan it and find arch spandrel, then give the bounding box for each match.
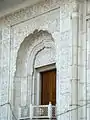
[15,30,55,76]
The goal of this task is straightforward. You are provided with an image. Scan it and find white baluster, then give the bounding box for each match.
[30,104,33,119]
[48,102,52,119]
[18,107,21,119]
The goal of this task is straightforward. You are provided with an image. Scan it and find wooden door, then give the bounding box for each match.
[41,69,56,105]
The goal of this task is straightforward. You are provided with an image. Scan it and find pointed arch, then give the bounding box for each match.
[13,29,56,117]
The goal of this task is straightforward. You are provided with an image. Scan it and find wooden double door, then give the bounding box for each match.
[41,69,56,105]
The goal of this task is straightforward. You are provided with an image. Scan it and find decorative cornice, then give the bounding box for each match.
[0,0,76,26]
[0,0,61,26]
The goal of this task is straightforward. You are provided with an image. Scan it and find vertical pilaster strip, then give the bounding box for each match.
[71,11,79,120]
[78,1,87,120]
[86,20,90,120]
[0,23,2,120]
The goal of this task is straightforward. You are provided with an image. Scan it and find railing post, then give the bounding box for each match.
[30,104,33,119]
[18,107,21,119]
[48,102,52,119]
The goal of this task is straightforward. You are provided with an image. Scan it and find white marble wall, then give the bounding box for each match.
[0,0,85,120]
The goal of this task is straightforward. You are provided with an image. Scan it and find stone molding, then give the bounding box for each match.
[0,0,77,26]
[14,29,56,116]
[0,0,60,26]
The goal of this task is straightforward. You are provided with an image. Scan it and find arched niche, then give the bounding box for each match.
[13,29,56,117]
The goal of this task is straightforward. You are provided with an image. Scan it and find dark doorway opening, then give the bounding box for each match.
[41,69,56,105]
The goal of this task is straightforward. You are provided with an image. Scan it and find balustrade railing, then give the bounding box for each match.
[18,102,56,120]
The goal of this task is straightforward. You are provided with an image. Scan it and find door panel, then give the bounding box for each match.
[41,69,56,105]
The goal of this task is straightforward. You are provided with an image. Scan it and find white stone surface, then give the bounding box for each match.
[0,0,89,120]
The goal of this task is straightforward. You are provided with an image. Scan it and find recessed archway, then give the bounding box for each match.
[13,29,56,118]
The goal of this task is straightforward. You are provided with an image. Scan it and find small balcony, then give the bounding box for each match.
[18,102,56,120]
